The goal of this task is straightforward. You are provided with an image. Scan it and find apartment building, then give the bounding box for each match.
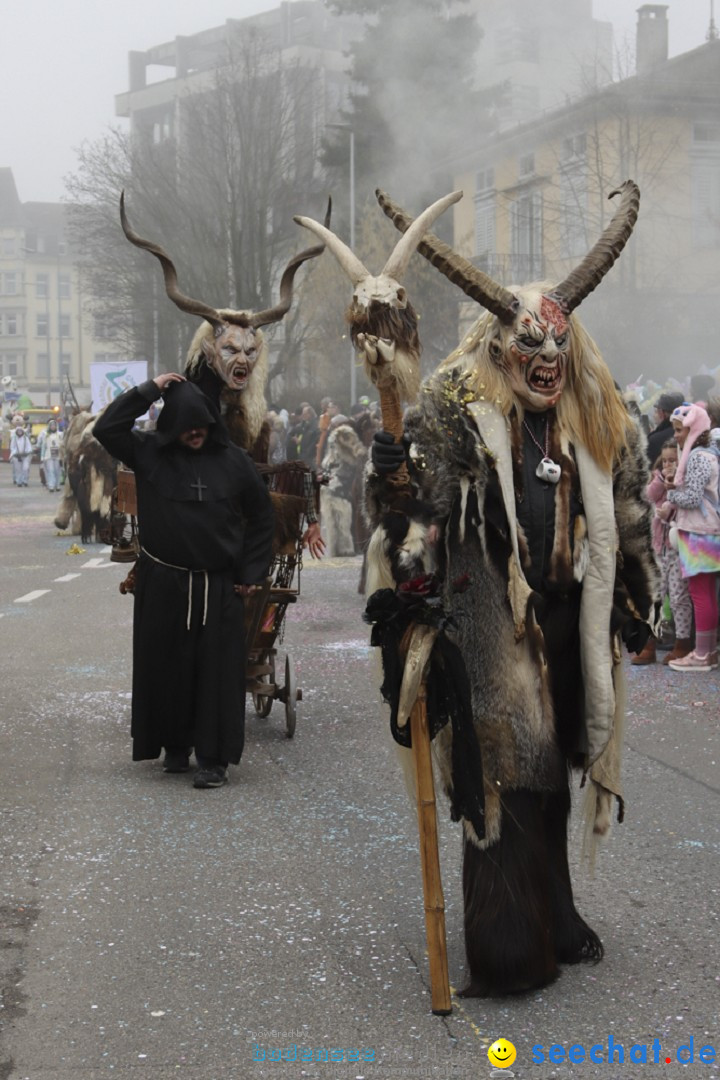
[0,168,118,406]
[115,1,360,156]
[448,6,720,380]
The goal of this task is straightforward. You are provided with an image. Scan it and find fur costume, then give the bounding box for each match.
[365,311,658,995]
[320,422,368,557]
[54,410,116,543]
[296,181,657,997]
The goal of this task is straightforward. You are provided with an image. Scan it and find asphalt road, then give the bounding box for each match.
[0,466,718,1080]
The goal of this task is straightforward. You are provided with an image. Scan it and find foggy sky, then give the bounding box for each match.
[0,0,714,204]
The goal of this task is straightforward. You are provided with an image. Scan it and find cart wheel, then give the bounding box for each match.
[284,653,297,739]
[253,652,275,718]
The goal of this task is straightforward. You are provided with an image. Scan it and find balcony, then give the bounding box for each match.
[471,252,546,283]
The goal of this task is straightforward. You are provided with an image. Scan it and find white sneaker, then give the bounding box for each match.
[668,649,718,672]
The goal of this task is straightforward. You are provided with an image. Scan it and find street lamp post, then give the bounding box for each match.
[327,122,357,407]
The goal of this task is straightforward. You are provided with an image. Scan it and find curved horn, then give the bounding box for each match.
[550,180,640,313]
[293,206,369,288]
[382,190,463,281]
[376,188,518,324]
[120,192,223,330]
[252,198,332,329]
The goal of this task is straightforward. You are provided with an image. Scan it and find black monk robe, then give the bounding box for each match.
[94,379,274,763]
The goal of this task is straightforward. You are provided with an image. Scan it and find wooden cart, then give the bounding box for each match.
[243,461,319,738]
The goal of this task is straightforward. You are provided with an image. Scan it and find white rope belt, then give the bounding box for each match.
[141,547,209,630]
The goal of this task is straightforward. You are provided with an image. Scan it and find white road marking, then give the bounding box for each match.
[14,590,50,603]
[100,546,112,554]
[81,558,114,569]
[55,573,82,582]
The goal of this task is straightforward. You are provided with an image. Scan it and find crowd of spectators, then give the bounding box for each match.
[265,396,382,559]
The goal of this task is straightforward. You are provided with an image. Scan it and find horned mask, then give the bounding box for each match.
[294,191,462,404]
[376,181,640,412]
[120,193,329,393]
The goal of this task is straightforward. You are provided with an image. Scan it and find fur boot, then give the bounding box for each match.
[631,639,656,665]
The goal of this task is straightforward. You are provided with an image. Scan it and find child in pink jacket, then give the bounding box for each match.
[666,404,720,671]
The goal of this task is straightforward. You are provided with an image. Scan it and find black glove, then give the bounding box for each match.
[371,430,407,475]
[621,617,651,655]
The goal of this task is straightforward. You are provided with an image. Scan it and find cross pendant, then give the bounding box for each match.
[190,477,208,502]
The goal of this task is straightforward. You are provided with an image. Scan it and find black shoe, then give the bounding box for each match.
[193,765,228,789]
[163,749,190,773]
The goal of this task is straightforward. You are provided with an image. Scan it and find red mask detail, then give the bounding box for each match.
[540,296,568,336]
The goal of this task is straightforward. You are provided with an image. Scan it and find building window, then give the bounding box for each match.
[518,152,535,178]
[510,190,544,279]
[57,240,65,256]
[93,317,116,340]
[476,167,495,193]
[152,113,173,144]
[60,353,71,375]
[94,352,125,363]
[36,353,50,377]
[694,123,720,145]
[0,354,21,377]
[474,198,496,261]
[1,236,16,256]
[692,164,720,248]
[1,272,18,295]
[36,273,49,299]
[59,313,71,338]
[37,313,49,337]
[562,133,587,162]
[3,312,18,336]
[58,273,71,299]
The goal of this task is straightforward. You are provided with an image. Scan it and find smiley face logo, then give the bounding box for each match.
[488,1038,517,1068]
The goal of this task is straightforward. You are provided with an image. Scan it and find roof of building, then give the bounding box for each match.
[449,37,720,167]
[0,167,23,227]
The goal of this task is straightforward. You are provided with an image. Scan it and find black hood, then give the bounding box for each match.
[155,381,228,448]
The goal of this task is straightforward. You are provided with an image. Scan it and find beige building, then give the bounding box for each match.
[448,6,720,382]
[0,168,122,407]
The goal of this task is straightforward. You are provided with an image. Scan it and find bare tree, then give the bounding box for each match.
[66,28,325,388]
[540,55,685,289]
[515,57,689,385]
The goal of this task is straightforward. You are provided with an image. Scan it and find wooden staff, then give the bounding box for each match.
[410,683,452,1014]
[377,379,452,1015]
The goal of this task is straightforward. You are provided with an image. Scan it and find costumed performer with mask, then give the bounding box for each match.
[362,183,659,996]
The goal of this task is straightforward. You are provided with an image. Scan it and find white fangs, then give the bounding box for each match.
[529,365,559,388]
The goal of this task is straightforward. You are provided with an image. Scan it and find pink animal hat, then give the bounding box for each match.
[671,403,711,484]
